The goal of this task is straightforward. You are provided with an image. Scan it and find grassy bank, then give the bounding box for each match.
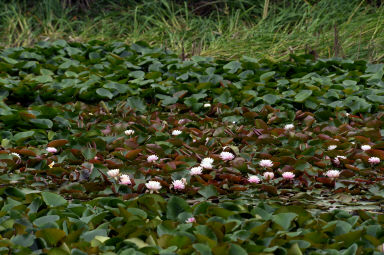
[0,0,383,62]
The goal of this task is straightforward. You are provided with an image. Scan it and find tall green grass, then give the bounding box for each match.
[0,0,383,62]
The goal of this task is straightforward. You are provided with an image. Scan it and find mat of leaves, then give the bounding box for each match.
[0,41,384,254]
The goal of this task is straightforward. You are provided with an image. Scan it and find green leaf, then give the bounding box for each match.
[341,243,358,255]
[198,185,218,199]
[103,82,129,94]
[34,215,60,227]
[166,196,190,220]
[229,244,248,255]
[287,243,303,255]
[59,59,79,69]
[11,234,35,248]
[294,90,312,102]
[0,153,12,159]
[209,207,235,218]
[81,229,108,242]
[263,94,279,105]
[14,131,35,143]
[195,225,217,241]
[193,243,212,255]
[367,95,384,103]
[223,61,242,73]
[129,71,145,79]
[0,56,18,64]
[215,90,232,104]
[96,88,114,99]
[126,97,146,112]
[156,94,178,106]
[82,148,97,160]
[260,71,275,82]
[89,52,101,60]
[65,46,83,56]
[48,248,70,255]
[124,238,148,249]
[344,97,371,113]
[334,221,352,235]
[30,118,53,129]
[36,228,66,246]
[184,97,203,112]
[41,192,67,207]
[4,187,25,199]
[272,213,297,230]
[33,75,53,83]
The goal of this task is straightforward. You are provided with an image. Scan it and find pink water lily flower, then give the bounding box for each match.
[325,170,340,178]
[361,145,371,151]
[259,159,273,168]
[147,154,159,163]
[220,151,235,161]
[368,157,380,165]
[186,217,196,223]
[333,155,346,165]
[172,180,185,190]
[46,147,58,153]
[119,174,131,185]
[263,172,274,180]
[248,175,260,183]
[282,172,295,180]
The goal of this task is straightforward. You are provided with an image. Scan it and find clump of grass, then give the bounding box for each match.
[0,0,383,62]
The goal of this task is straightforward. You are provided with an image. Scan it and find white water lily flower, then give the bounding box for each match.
[11,152,21,158]
[200,157,214,169]
[146,181,162,192]
[201,157,214,165]
[125,129,135,136]
[107,169,120,178]
[190,166,203,175]
[48,161,55,168]
[172,130,182,136]
[200,161,213,169]
[284,124,294,130]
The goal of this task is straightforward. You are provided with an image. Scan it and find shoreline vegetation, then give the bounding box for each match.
[0,0,383,62]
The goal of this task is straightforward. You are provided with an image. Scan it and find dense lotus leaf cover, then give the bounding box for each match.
[0,41,384,254]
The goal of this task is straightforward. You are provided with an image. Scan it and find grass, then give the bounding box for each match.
[0,0,383,62]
